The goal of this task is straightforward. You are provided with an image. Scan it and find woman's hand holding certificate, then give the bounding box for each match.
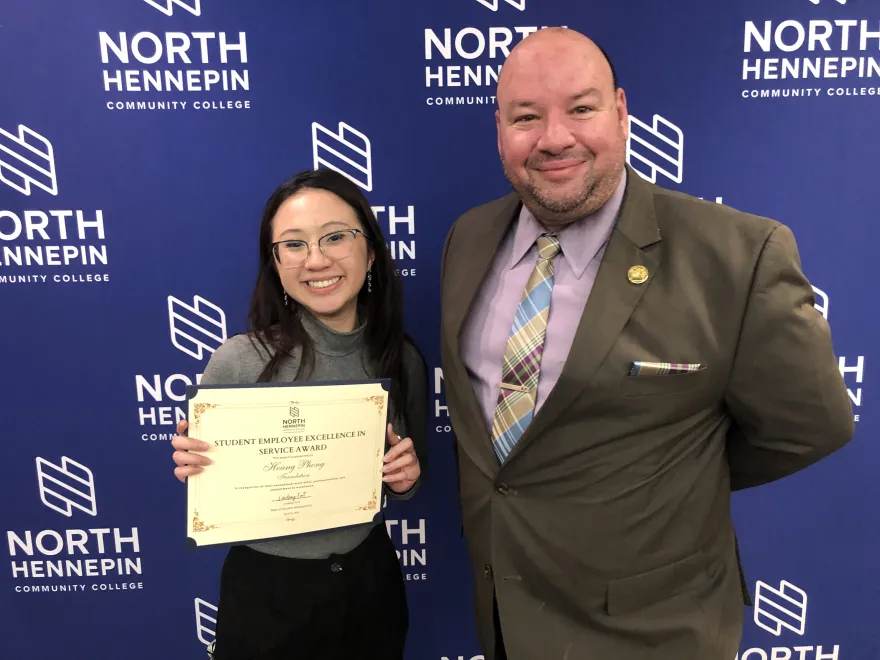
[381,424,420,494]
[170,379,414,547]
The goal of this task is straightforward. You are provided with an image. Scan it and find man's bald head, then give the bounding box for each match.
[494,27,628,230]
[498,28,618,101]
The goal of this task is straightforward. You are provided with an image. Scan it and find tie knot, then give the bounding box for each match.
[536,234,561,261]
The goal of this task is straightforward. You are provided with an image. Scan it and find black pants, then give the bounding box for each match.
[211,524,408,660]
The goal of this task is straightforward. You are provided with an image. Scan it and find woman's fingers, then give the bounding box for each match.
[173,465,203,483]
[171,419,210,482]
[171,435,210,452]
[172,449,212,467]
[383,437,413,463]
[382,469,417,483]
[382,452,415,475]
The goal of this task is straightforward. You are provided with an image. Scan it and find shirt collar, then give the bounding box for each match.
[510,168,627,279]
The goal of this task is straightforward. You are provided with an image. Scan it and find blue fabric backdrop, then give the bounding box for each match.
[1,1,875,658]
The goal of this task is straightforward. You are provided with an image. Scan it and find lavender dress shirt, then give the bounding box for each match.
[460,169,628,436]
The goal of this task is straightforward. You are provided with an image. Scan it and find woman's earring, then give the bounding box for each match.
[283,292,289,307]
[367,271,372,293]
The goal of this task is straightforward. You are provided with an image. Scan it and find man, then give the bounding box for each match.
[439,27,854,660]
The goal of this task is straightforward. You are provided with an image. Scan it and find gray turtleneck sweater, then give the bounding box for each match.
[197,310,428,559]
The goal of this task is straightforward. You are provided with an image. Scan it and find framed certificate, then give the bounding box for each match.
[184,379,389,547]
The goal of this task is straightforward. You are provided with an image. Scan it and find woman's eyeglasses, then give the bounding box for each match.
[271,229,368,269]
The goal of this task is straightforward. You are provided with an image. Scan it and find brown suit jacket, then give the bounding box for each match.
[439,164,854,660]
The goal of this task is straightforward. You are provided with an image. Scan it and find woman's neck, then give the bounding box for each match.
[315,308,356,333]
[298,304,365,358]
[304,301,359,334]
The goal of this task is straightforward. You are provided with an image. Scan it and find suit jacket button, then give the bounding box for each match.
[484,564,493,579]
[495,483,509,495]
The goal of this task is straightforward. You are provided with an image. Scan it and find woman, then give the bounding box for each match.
[170,168,428,660]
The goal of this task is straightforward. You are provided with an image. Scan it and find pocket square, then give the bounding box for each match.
[630,361,704,376]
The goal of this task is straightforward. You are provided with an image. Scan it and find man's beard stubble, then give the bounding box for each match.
[501,152,624,230]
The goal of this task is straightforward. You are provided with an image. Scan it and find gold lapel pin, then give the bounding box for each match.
[627,265,649,284]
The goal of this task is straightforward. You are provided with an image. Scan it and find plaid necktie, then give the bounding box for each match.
[491,234,561,462]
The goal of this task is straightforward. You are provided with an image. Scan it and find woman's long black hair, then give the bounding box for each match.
[246,168,410,427]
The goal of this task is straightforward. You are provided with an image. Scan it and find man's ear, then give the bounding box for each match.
[616,87,629,141]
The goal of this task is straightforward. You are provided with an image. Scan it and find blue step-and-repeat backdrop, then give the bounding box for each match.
[1,1,876,658]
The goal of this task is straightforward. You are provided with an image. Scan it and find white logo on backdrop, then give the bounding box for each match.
[168,295,227,360]
[385,518,428,580]
[35,457,98,518]
[754,580,808,636]
[626,114,684,184]
[0,124,58,196]
[311,122,373,192]
[142,0,202,16]
[195,597,218,645]
[475,0,526,11]
[808,0,846,5]
[812,286,829,320]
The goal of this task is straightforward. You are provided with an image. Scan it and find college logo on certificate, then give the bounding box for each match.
[284,406,306,431]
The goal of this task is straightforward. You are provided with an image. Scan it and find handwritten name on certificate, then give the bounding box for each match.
[185,380,389,547]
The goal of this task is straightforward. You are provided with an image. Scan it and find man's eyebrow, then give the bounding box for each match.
[504,88,602,111]
[569,87,601,101]
[505,99,538,111]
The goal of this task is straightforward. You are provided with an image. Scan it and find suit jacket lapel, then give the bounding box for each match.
[445,193,521,475]
[447,194,521,359]
[502,165,663,465]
